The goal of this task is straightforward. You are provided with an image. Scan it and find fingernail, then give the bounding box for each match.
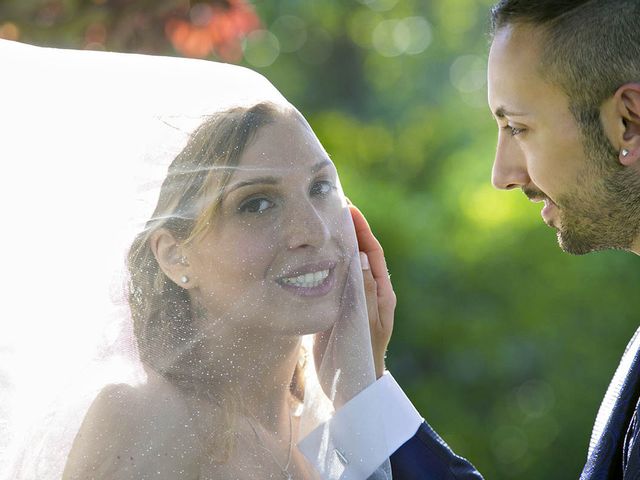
[359,251,370,270]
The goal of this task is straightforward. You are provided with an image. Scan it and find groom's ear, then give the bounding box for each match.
[602,83,640,166]
[148,228,193,288]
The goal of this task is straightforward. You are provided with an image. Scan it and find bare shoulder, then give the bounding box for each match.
[63,375,201,480]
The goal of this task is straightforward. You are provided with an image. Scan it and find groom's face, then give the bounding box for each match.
[487,23,639,254]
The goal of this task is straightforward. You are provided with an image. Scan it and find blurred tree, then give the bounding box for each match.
[0,0,260,58]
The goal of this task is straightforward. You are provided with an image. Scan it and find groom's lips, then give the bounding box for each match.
[524,189,558,227]
[540,199,558,226]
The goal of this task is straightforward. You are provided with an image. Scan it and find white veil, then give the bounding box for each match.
[0,40,391,479]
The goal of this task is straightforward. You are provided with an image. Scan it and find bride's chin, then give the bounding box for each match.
[282,315,339,337]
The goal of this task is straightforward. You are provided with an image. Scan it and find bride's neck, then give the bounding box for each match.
[193,325,301,429]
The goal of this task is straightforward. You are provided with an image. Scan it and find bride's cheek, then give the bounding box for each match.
[236,229,279,269]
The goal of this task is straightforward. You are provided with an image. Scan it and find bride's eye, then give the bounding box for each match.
[239,197,274,214]
[310,180,335,197]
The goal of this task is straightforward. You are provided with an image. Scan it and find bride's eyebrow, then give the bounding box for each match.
[312,158,333,174]
[224,159,334,196]
[225,176,280,195]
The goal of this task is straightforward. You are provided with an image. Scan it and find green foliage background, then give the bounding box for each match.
[4,0,640,478]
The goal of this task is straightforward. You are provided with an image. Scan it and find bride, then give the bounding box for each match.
[1,40,392,480]
[64,101,361,479]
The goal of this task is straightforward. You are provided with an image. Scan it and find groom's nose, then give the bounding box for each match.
[491,133,530,190]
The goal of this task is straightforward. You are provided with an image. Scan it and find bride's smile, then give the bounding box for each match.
[276,259,336,296]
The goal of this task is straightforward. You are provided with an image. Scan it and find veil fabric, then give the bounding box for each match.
[0,40,391,479]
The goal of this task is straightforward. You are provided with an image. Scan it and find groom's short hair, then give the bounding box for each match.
[490,0,640,123]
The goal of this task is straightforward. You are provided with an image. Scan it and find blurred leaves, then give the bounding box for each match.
[4,1,640,478]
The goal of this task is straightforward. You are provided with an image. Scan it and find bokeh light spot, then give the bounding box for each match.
[0,22,20,41]
[358,0,399,12]
[372,20,403,57]
[491,425,528,464]
[271,15,307,53]
[347,9,379,49]
[242,29,280,67]
[450,54,486,93]
[516,380,555,418]
[372,17,431,57]
[85,22,107,46]
[401,17,432,55]
[391,20,411,53]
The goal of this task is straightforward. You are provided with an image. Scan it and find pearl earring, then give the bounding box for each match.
[621,148,630,157]
[180,275,189,284]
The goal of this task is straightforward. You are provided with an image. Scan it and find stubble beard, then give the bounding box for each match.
[555,116,640,255]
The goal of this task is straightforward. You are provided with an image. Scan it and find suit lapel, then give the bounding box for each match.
[581,327,640,479]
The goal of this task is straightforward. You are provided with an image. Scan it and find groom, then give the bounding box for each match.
[349,0,640,478]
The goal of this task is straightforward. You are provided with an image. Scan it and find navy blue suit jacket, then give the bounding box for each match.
[390,327,640,480]
[390,421,483,479]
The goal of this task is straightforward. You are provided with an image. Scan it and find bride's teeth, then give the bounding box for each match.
[282,269,329,287]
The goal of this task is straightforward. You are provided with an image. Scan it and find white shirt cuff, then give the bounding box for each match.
[298,371,423,479]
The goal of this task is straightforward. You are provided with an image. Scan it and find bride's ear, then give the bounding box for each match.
[149,229,193,289]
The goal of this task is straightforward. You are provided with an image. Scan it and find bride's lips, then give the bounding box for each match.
[276,260,337,298]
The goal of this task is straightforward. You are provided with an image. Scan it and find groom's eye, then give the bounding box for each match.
[503,124,525,137]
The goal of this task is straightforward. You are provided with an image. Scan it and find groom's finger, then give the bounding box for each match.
[360,251,387,378]
[360,252,381,329]
[349,205,392,296]
[350,205,396,348]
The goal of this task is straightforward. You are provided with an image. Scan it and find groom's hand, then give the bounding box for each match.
[349,204,396,379]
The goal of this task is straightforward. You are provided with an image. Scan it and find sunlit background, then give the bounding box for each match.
[2,1,640,478]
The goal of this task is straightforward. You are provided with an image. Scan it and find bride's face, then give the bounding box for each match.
[184,112,355,335]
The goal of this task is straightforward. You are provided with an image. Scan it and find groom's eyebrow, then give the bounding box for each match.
[494,106,527,118]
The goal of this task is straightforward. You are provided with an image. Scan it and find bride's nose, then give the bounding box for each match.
[284,199,331,250]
